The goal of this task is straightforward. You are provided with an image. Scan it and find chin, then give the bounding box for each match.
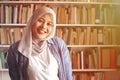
[37,36,46,40]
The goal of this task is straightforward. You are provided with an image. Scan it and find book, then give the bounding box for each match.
[86,26,91,45]
[97,29,103,44]
[0,28,8,44]
[17,4,23,23]
[110,48,116,68]
[14,27,21,42]
[0,52,5,68]
[13,5,18,24]
[116,49,120,68]
[101,48,110,68]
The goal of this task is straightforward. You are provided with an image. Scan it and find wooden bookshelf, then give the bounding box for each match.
[0,1,120,5]
[67,45,120,47]
[0,69,8,71]
[72,69,117,72]
[0,23,120,27]
[0,1,120,80]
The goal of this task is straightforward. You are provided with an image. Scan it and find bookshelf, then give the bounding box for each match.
[0,1,120,80]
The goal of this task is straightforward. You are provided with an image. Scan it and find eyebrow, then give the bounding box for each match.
[40,17,53,23]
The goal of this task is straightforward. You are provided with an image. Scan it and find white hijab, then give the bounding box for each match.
[17,7,56,58]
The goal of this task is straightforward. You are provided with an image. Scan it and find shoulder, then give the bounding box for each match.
[8,41,20,51]
[7,41,21,61]
[52,36,64,42]
[48,36,67,50]
[49,36,65,45]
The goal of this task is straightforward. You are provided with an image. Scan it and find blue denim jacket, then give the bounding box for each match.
[7,36,72,80]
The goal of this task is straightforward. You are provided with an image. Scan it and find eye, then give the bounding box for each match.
[38,18,44,23]
[47,22,53,27]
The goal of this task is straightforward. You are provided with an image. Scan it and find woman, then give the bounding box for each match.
[7,7,72,80]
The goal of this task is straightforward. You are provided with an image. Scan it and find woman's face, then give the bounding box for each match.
[31,13,53,39]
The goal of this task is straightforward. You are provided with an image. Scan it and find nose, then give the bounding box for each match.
[41,22,48,28]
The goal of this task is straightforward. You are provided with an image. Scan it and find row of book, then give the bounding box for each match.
[72,71,120,80]
[56,5,117,24]
[0,3,118,24]
[0,27,24,45]
[0,47,119,69]
[56,27,119,45]
[73,72,105,80]
[70,48,119,69]
[0,26,119,45]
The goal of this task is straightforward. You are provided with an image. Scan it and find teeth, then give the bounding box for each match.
[38,29,46,34]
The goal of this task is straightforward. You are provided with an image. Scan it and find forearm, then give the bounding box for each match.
[64,48,72,80]
[62,42,72,80]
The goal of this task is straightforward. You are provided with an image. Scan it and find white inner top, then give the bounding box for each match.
[28,47,59,80]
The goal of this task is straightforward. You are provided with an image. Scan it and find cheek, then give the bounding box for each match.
[48,27,53,33]
[33,21,42,28]
[31,22,39,32]
[31,24,38,37]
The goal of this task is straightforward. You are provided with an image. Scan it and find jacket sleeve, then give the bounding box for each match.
[56,37,73,80]
[6,44,20,80]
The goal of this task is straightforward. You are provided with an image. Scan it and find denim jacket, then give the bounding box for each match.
[7,37,72,80]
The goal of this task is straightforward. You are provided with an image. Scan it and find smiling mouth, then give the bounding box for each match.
[37,29,47,34]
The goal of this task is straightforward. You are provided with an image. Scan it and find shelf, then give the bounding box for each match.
[67,45,120,48]
[0,1,120,5]
[0,44,120,48]
[0,24,26,27]
[0,69,8,72]
[0,45,10,48]
[57,24,120,27]
[0,68,116,72]
[0,24,120,27]
[72,69,117,72]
